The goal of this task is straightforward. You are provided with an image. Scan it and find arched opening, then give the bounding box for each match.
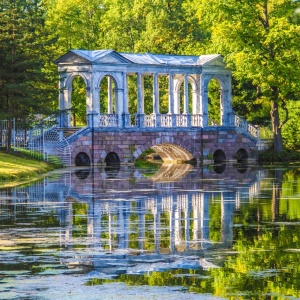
[213,163,226,174]
[127,74,138,126]
[75,169,91,180]
[105,152,120,166]
[143,75,154,115]
[208,78,221,125]
[235,148,248,162]
[99,75,117,114]
[158,75,169,114]
[213,149,226,163]
[71,76,87,127]
[104,152,120,178]
[235,148,248,173]
[213,149,226,174]
[178,79,193,114]
[151,143,195,164]
[75,152,91,166]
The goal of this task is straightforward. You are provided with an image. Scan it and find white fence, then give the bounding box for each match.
[0,117,71,166]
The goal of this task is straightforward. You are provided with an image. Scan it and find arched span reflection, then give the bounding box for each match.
[0,164,264,273]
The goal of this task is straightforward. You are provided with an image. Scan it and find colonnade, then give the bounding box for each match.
[59,192,236,252]
[56,51,233,129]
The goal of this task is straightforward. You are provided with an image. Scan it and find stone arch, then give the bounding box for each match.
[95,145,124,165]
[134,135,196,164]
[72,145,92,165]
[98,74,119,114]
[75,152,91,166]
[151,143,195,163]
[64,72,91,127]
[65,72,89,88]
[173,75,199,114]
[202,73,232,126]
[235,148,248,162]
[213,149,226,163]
[97,72,122,89]
[105,151,120,166]
[174,75,199,93]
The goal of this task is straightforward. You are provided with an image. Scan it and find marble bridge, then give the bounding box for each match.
[32,50,264,166]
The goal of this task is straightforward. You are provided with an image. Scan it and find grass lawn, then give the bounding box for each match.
[0,151,57,187]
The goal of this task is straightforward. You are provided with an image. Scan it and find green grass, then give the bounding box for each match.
[0,149,58,187]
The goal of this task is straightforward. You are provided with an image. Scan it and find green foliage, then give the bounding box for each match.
[259,149,300,163]
[208,79,221,124]
[0,150,55,184]
[282,100,300,149]
[71,76,87,126]
[0,0,57,121]
[44,0,104,51]
[196,0,300,151]
[0,0,299,154]
[72,203,88,238]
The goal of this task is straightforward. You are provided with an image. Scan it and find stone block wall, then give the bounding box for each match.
[68,127,258,166]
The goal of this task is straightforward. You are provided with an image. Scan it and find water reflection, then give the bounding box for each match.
[1,163,300,299]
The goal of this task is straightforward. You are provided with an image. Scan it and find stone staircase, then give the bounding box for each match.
[56,127,84,139]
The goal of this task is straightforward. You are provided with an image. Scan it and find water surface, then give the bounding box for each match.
[1,163,300,299]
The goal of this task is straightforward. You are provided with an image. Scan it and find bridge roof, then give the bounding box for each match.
[54,50,224,67]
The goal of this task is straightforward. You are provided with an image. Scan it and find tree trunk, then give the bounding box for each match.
[272,169,283,222]
[270,100,283,152]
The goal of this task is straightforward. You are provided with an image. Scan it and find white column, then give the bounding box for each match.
[108,76,113,114]
[89,73,100,127]
[184,200,190,251]
[169,74,177,127]
[123,74,129,114]
[220,77,232,126]
[173,77,181,114]
[174,207,181,246]
[168,74,174,114]
[153,73,159,114]
[58,76,65,111]
[184,75,189,114]
[65,87,72,127]
[221,192,234,248]
[137,73,144,128]
[200,74,209,126]
[59,84,70,127]
[154,211,160,253]
[137,73,144,114]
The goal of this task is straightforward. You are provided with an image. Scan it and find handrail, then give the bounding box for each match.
[233,113,260,139]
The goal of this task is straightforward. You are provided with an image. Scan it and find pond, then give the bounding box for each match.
[1,163,300,299]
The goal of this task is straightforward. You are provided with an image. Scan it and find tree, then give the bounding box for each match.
[0,0,56,151]
[44,0,105,52]
[100,0,146,52]
[196,0,300,152]
[135,0,206,54]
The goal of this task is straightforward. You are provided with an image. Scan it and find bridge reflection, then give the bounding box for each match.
[0,164,264,257]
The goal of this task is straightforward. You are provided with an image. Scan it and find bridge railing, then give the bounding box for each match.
[99,114,118,127]
[57,111,259,139]
[122,113,203,129]
[233,113,260,139]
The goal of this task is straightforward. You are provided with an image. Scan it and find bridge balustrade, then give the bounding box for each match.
[103,113,204,129]
[99,114,118,127]
[234,114,260,138]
